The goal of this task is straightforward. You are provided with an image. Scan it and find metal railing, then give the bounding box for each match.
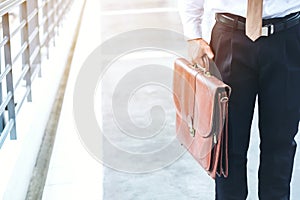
[0,0,73,148]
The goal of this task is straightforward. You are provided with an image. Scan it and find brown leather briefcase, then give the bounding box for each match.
[173,57,231,179]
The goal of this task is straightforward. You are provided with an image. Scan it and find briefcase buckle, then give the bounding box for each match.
[188,115,195,138]
[189,127,195,138]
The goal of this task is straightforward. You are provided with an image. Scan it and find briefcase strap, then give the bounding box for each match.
[210,91,229,178]
[219,91,229,177]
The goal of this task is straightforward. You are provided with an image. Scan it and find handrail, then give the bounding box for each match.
[0,0,75,148]
[0,0,25,16]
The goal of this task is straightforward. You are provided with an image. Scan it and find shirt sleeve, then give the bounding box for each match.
[178,0,205,40]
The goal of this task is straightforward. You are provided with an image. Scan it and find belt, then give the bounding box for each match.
[215,12,300,37]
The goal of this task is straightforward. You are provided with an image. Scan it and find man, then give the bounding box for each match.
[178,1,300,199]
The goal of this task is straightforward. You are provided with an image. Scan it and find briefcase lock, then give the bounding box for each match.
[188,115,195,138]
[189,127,195,137]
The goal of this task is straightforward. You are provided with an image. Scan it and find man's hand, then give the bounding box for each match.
[188,38,214,68]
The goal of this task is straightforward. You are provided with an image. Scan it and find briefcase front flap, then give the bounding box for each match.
[193,74,230,138]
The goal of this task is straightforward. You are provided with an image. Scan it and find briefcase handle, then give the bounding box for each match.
[192,55,211,77]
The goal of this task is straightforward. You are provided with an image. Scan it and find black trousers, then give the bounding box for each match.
[210,17,300,200]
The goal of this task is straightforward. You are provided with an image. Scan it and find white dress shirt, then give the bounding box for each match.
[178,0,300,39]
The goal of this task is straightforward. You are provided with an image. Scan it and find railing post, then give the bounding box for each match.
[0,63,4,133]
[32,0,42,77]
[50,0,55,46]
[43,0,50,58]
[27,0,42,79]
[2,13,17,140]
[20,0,33,102]
[35,0,42,77]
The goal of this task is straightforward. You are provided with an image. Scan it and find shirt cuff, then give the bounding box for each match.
[182,24,203,40]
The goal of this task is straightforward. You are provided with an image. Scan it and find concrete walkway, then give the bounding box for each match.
[42,0,300,199]
[42,0,103,199]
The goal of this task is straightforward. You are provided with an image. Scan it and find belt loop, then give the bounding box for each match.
[233,16,239,30]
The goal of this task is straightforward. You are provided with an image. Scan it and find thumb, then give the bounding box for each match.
[205,47,214,59]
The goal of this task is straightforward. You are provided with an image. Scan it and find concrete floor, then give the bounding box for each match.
[42,0,300,199]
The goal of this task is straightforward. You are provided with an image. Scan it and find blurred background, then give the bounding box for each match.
[0,0,299,199]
